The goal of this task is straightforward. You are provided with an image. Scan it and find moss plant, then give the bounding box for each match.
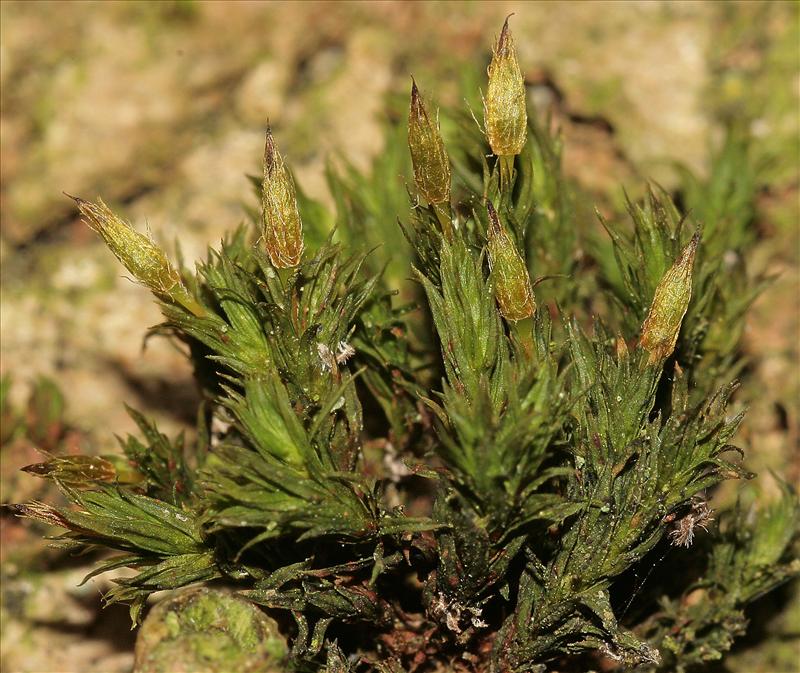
[13,18,798,673]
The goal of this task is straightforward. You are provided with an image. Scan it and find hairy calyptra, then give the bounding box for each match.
[262,127,304,268]
[484,16,527,158]
[71,195,206,317]
[640,233,700,365]
[486,200,535,321]
[408,79,451,207]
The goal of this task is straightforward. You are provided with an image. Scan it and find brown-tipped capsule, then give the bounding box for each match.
[639,233,700,365]
[23,455,116,487]
[11,501,70,529]
[262,128,304,268]
[71,196,205,316]
[408,79,451,205]
[486,200,535,321]
[484,16,527,157]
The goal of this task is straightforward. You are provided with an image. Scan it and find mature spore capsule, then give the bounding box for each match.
[487,200,535,321]
[262,127,304,268]
[71,195,205,316]
[640,233,700,364]
[408,79,452,206]
[485,16,527,158]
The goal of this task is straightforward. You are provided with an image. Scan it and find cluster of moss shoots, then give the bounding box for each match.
[14,18,798,673]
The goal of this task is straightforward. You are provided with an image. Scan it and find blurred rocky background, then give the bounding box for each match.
[1,2,797,671]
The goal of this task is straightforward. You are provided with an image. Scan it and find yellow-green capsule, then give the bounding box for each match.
[485,16,527,158]
[262,127,304,268]
[71,196,205,316]
[408,79,451,206]
[487,200,535,321]
[640,233,700,365]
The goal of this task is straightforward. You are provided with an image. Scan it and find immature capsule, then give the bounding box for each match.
[408,79,451,206]
[486,200,535,321]
[640,233,700,365]
[71,196,204,316]
[485,16,527,158]
[22,455,116,487]
[262,127,304,268]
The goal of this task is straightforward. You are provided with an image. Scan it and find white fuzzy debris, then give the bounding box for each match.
[600,643,625,663]
[431,594,461,633]
[669,497,714,548]
[430,594,487,633]
[445,608,461,633]
[382,442,411,482]
[317,343,336,372]
[467,605,487,628]
[600,642,661,666]
[210,411,233,449]
[335,341,356,365]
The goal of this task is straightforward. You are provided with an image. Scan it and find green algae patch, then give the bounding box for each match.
[133,587,287,673]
